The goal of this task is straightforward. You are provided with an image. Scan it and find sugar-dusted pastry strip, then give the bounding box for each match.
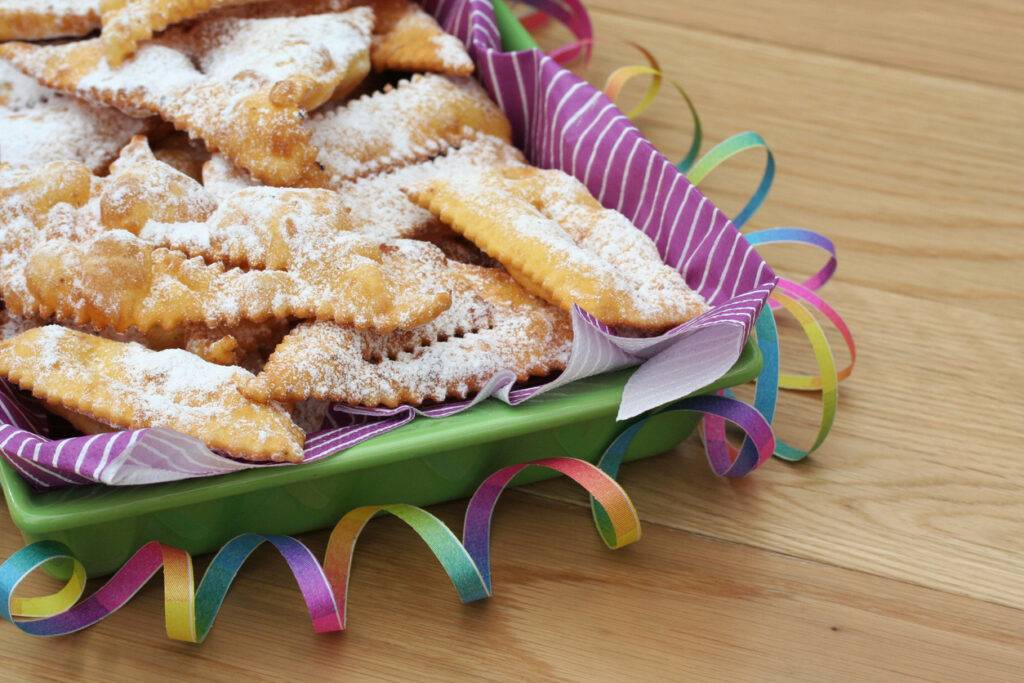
[0,161,95,315]
[243,262,572,407]
[99,0,275,66]
[307,74,511,186]
[0,60,148,173]
[367,0,474,76]
[18,230,451,333]
[0,160,92,223]
[198,133,524,231]
[338,133,525,237]
[0,0,100,40]
[101,136,217,233]
[0,8,374,185]
[140,186,353,270]
[0,325,305,462]
[409,166,710,331]
[200,0,473,76]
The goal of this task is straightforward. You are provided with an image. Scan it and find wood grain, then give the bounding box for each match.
[2,1,1023,680]
[2,495,1023,681]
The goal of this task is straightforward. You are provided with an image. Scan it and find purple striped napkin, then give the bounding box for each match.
[0,0,776,488]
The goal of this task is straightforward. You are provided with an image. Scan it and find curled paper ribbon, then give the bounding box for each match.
[685,131,775,230]
[602,43,662,119]
[745,227,837,294]
[0,458,639,639]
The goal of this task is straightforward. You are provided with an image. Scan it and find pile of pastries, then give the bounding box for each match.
[0,0,708,463]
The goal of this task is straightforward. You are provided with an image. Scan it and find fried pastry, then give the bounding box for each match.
[0,0,100,41]
[0,161,97,315]
[202,0,473,76]
[99,0,275,66]
[101,136,217,233]
[0,60,147,172]
[198,134,523,235]
[408,166,710,331]
[0,160,92,223]
[307,74,511,186]
[338,133,525,239]
[140,186,353,270]
[243,262,572,407]
[191,138,509,267]
[367,0,474,76]
[18,229,450,333]
[0,8,375,185]
[0,325,305,462]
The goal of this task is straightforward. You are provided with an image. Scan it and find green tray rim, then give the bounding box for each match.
[0,339,760,534]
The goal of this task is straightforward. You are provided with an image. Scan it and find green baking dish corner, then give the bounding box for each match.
[0,339,760,577]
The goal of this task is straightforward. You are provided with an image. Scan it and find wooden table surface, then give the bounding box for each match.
[2,1,1022,680]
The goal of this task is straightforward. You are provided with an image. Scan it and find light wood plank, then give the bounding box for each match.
[2,494,1022,681]
[582,0,1024,91]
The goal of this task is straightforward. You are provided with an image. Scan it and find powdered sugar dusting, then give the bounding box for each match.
[416,166,708,330]
[251,263,572,406]
[201,153,257,201]
[431,33,474,72]
[340,134,525,239]
[309,73,510,184]
[6,8,374,184]
[0,0,100,40]
[0,59,147,171]
[3,324,304,462]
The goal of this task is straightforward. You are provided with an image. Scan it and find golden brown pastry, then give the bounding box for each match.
[0,8,374,185]
[409,166,709,331]
[243,262,572,407]
[0,325,305,462]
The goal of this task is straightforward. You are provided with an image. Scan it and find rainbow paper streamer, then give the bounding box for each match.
[0,458,638,639]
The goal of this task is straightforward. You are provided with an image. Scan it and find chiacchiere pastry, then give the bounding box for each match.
[198,0,474,76]
[408,165,709,331]
[101,135,217,233]
[98,0,276,66]
[243,262,573,407]
[365,0,475,76]
[1,155,453,334]
[0,1,101,41]
[0,59,148,172]
[0,325,305,462]
[19,229,452,334]
[0,8,375,185]
[306,73,511,186]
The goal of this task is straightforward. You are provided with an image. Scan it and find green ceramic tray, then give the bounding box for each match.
[0,341,760,577]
